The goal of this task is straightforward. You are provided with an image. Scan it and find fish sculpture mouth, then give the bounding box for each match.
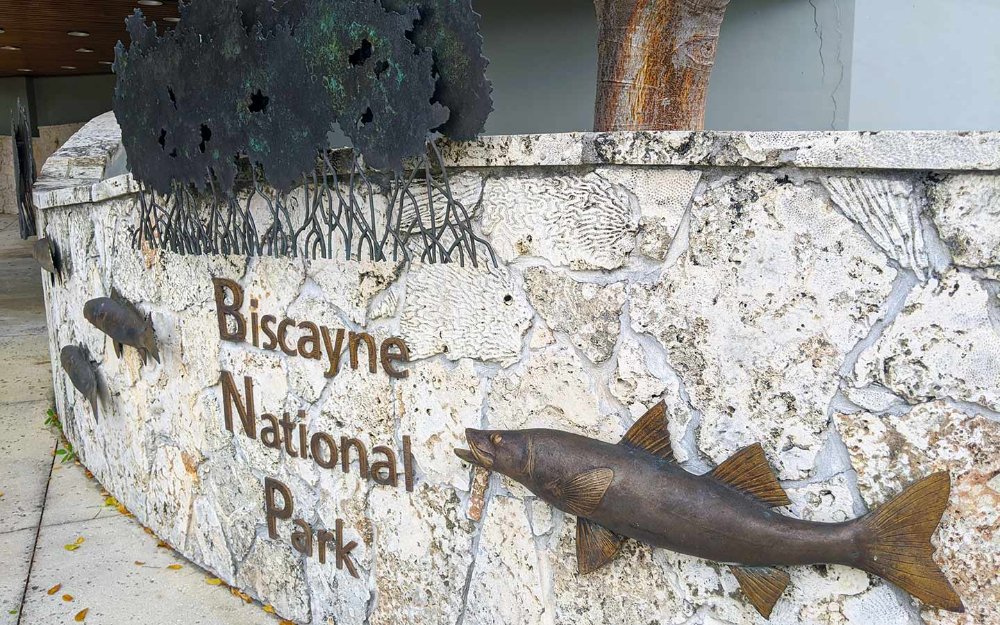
[455,429,495,469]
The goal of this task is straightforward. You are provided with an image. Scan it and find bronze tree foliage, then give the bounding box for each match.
[113,0,495,265]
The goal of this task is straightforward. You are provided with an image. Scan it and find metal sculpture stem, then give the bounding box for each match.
[11,100,38,240]
[131,143,495,267]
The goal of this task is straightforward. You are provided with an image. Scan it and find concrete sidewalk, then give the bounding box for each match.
[0,215,278,625]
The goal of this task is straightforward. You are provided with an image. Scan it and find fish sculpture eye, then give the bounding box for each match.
[490,433,503,445]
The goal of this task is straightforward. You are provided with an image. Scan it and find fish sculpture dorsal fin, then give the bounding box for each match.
[710,443,791,507]
[619,401,674,462]
[576,518,626,575]
[549,468,614,517]
[730,565,790,619]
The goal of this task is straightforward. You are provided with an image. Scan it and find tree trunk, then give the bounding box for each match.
[594,0,731,131]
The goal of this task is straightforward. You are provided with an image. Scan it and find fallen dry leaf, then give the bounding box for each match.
[263,605,276,614]
[62,594,73,602]
[134,561,145,566]
[156,540,170,549]
[84,470,94,479]
[206,578,223,586]
[167,564,183,570]
[63,544,80,552]
[46,584,61,596]
[74,608,88,622]
[230,588,252,603]
[279,621,295,625]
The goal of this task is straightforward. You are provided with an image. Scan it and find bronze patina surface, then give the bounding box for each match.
[31,237,60,278]
[83,296,160,365]
[455,402,965,619]
[59,345,99,420]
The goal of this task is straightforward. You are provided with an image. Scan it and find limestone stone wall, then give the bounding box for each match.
[35,114,1000,625]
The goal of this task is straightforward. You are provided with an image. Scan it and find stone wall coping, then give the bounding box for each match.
[34,111,1000,209]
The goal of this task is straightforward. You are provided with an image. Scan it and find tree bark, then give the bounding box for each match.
[594,0,731,131]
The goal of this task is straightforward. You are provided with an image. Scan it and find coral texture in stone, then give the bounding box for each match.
[34,116,1000,625]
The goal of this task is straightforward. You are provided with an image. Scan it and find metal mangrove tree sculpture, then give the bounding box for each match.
[114,0,494,265]
[11,99,37,240]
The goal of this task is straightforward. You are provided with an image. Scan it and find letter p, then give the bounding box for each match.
[264,478,293,539]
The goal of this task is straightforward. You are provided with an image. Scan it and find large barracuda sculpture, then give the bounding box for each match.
[455,402,964,619]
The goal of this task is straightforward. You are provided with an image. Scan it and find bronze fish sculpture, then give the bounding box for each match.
[60,345,99,420]
[32,237,60,277]
[83,296,160,364]
[455,402,964,619]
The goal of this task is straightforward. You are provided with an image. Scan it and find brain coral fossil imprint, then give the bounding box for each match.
[455,402,966,619]
[114,0,494,266]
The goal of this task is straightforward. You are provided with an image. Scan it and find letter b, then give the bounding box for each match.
[213,277,246,342]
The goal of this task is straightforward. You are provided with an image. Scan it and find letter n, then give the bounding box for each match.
[221,370,256,439]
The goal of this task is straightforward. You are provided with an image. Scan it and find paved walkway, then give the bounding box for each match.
[0,215,277,625]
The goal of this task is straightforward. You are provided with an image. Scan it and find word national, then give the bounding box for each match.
[221,370,415,492]
[212,278,410,379]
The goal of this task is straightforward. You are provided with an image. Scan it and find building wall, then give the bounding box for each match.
[477,0,857,133]
[477,0,598,135]
[3,0,1000,144]
[849,0,1000,130]
[708,0,855,131]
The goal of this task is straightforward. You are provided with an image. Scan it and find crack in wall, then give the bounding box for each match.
[808,0,848,130]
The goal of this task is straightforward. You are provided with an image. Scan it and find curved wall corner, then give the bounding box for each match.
[34,114,1000,625]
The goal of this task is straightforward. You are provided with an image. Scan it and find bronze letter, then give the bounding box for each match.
[335,519,359,578]
[380,338,411,379]
[250,299,260,348]
[341,437,369,480]
[291,519,314,556]
[260,414,281,449]
[403,435,415,492]
[212,278,245,342]
[220,370,256,439]
[321,327,345,378]
[278,319,298,356]
[317,529,333,565]
[311,432,339,469]
[261,315,278,350]
[297,321,322,360]
[349,332,377,373]
[264,477,293,539]
[298,417,310,460]
[279,412,298,457]
[371,446,399,487]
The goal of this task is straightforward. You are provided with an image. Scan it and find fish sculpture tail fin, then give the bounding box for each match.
[143,324,161,364]
[859,472,964,613]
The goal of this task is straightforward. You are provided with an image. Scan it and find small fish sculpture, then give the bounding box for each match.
[60,345,99,420]
[32,237,61,278]
[455,402,964,619]
[83,296,160,364]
